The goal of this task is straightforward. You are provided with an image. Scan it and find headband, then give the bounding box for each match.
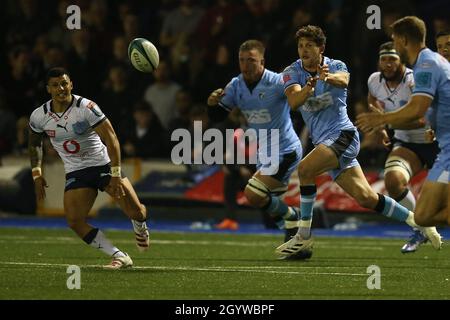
[379,49,399,58]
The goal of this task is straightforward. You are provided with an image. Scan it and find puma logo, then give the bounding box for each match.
[57,122,68,132]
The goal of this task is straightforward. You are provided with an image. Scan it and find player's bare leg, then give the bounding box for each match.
[64,188,98,238]
[384,147,422,200]
[336,166,442,249]
[276,145,337,257]
[105,177,149,252]
[64,188,132,269]
[278,163,442,257]
[414,181,448,226]
[385,147,428,252]
[297,145,338,238]
[245,171,312,260]
[336,166,383,208]
[244,172,299,230]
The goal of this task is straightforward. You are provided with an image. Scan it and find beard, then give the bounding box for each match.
[382,67,403,81]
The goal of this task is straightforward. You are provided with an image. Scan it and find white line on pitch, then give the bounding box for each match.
[0,261,367,276]
[0,238,383,250]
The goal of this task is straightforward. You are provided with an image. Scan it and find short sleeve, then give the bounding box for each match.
[412,60,439,99]
[282,65,301,91]
[82,99,106,128]
[330,60,348,73]
[29,109,44,133]
[367,72,378,97]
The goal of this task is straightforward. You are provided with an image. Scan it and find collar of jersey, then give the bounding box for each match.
[382,67,409,94]
[412,47,428,68]
[50,95,75,118]
[240,69,266,93]
[298,56,328,76]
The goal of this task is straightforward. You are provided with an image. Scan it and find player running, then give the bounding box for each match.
[207,40,310,260]
[28,67,149,269]
[357,16,450,230]
[367,41,440,253]
[276,25,442,258]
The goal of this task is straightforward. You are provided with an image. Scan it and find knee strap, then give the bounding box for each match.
[384,156,412,182]
[246,176,288,198]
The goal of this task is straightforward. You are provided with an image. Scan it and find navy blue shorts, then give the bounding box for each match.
[392,138,440,169]
[64,164,123,192]
[256,146,302,185]
[322,130,360,180]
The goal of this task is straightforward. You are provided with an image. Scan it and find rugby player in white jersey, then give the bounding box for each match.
[28,68,149,269]
[367,41,440,253]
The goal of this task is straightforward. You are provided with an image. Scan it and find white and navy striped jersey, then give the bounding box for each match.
[368,68,429,143]
[29,94,110,173]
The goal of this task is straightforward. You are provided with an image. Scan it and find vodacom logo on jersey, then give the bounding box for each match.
[63,140,81,154]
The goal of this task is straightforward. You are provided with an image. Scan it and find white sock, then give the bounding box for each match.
[132,219,148,233]
[298,219,312,239]
[398,189,416,211]
[89,230,125,257]
[405,211,419,229]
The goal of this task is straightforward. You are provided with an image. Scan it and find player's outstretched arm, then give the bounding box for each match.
[383,95,431,128]
[356,95,431,132]
[285,81,315,111]
[322,70,349,88]
[366,94,425,130]
[94,119,125,199]
[28,128,48,200]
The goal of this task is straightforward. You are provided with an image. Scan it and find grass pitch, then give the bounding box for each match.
[0,227,449,300]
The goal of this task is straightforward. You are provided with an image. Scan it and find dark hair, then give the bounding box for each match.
[436,30,450,39]
[46,67,70,84]
[295,25,326,46]
[379,41,395,52]
[239,40,265,56]
[390,16,426,44]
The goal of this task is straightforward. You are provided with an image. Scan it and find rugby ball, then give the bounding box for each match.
[128,38,159,73]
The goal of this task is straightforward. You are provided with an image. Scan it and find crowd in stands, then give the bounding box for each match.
[0,0,448,165]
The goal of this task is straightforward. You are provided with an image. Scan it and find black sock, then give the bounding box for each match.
[393,189,409,202]
[374,193,385,213]
[300,185,317,196]
[82,228,99,244]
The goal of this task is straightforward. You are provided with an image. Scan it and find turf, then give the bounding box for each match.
[0,227,449,300]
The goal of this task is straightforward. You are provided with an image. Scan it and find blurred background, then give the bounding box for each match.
[0,0,448,231]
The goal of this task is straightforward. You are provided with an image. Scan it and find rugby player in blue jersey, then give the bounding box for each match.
[367,42,440,253]
[357,16,450,230]
[276,25,442,258]
[207,40,310,259]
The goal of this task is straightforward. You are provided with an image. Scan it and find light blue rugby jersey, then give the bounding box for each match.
[219,69,300,154]
[413,48,450,151]
[282,57,355,145]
